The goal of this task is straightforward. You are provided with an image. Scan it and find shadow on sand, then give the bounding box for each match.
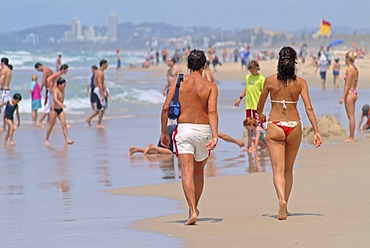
[167,217,223,225]
[262,212,324,219]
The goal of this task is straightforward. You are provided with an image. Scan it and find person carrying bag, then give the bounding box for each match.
[168,74,184,120]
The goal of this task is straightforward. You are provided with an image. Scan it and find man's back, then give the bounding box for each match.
[1,67,12,89]
[177,73,216,124]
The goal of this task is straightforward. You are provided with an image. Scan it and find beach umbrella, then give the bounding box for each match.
[328,39,344,47]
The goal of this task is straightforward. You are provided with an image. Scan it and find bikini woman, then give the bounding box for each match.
[339,51,359,142]
[257,46,322,220]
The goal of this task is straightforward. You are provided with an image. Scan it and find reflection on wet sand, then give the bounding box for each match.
[129,154,179,179]
[47,145,71,199]
[97,159,112,187]
[128,149,272,181]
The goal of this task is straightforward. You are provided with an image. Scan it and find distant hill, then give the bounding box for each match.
[1,22,369,51]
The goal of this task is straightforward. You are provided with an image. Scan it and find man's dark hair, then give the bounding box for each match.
[91,65,98,70]
[13,93,22,101]
[60,64,69,71]
[34,62,43,69]
[8,64,13,70]
[100,59,108,67]
[1,57,9,65]
[170,57,176,63]
[277,46,297,82]
[57,78,66,86]
[187,49,206,71]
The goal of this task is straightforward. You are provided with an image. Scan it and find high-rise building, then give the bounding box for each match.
[84,26,96,42]
[106,13,118,42]
[72,18,84,41]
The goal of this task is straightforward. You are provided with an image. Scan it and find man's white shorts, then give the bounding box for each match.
[173,123,211,162]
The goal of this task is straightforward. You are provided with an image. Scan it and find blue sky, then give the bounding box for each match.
[1,0,369,32]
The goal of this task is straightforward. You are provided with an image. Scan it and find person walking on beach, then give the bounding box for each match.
[339,51,359,142]
[318,54,329,91]
[86,59,108,128]
[357,104,370,132]
[34,63,53,127]
[115,49,121,75]
[45,78,74,146]
[222,48,228,63]
[29,75,42,126]
[0,57,13,130]
[162,57,182,96]
[86,65,98,111]
[161,49,219,225]
[0,93,21,146]
[204,61,216,83]
[239,46,250,71]
[161,47,168,64]
[332,58,340,91]
[257,46,322,220]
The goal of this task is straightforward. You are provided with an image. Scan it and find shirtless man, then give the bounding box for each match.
[161,49,218,225]
[86,59,108,128]
[162,57,182,96]
[0,57,13,130]
[34,62,53,127]
[45,78,74,146]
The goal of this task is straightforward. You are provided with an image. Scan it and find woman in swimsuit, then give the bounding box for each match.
[257,46,322,220]
[339,51,359,142]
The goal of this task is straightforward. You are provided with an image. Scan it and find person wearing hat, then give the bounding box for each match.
[357,104,370,131]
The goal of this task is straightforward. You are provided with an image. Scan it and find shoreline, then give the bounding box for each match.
[109,134,370,247]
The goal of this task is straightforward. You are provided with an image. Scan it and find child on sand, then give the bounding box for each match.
[45,78,74,146]
[29,74,42,125]
[0,93,22,146]
[219,117,267,152]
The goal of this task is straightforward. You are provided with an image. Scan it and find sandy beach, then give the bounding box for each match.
[109,55,370,247]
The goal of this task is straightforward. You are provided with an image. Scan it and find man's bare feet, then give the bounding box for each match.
[128,146,139,155]
[185,213,198,225]
[278,201,287,220]
[343,138,354,143]
[37,122,44,128]
[9,140,16,146]
[96,124,104,129]
[66,140,74,145]
[85,118,92,127]
[45,140,50,146]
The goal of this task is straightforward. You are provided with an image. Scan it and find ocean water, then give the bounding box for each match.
[1,50,370,247]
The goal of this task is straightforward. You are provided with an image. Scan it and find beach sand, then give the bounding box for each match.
[110,136,370,247]
[109,55,370,247]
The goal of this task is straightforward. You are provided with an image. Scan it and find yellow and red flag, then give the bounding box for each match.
[319,20,331,36]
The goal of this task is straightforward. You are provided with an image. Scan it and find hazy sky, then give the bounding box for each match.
[1,0,370,33]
